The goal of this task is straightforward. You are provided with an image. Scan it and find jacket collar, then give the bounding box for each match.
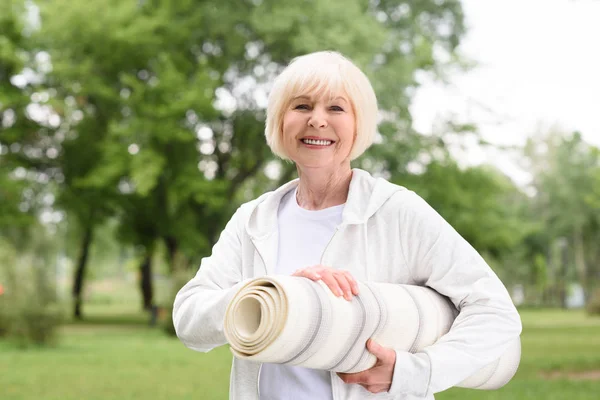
[244,168,403,239]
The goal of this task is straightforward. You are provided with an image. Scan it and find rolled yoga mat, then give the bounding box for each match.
[224,275,521,390]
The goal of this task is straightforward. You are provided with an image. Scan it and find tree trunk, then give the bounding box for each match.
[573,226,588,301]
[164,235,179,272]
[139,250,154,311]
[587,233,600,291]
[559,238,569,309]
[72,223,94,320]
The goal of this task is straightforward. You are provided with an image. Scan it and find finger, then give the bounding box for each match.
[337,371,370,385]
[333,272,353,301]
[305,265,325,280]
[320,272,344,297]
[367,339,396,365]
[340,270,359,295]
[293,267,321,281]
[367,385,389,394]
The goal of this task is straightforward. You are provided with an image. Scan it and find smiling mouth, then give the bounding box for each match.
[301,138,334,146]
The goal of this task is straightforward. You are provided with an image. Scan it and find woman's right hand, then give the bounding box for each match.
[292,265,359,301]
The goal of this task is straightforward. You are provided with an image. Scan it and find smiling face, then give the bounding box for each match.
[281,93,356,170]
[265,51,378,164]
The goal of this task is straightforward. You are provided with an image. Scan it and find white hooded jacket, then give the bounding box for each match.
[173,168,522,399]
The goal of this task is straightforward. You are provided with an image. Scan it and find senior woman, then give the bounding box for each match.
[173,51,522,400]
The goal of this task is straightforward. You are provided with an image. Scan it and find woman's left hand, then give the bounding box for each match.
[337,339,396,394]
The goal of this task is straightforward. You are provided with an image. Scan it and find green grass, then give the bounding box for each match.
[0,307,233,400]
[1,308,600,399]
[437,309,600,400]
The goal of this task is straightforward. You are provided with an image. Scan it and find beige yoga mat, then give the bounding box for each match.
[224,276,521,390]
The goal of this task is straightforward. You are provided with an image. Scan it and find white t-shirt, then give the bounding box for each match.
[258,188,344,400]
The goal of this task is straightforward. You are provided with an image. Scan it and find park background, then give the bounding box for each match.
[1,0,599,399]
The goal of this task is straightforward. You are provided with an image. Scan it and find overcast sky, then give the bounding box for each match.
[410,0,600,185]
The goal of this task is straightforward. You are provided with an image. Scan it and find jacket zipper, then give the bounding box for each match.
[250,235,268,398]
[320,225,341,265]
[250,234,270,275]
[321,225,342,400]
[251,226,343,399]
[257,364,263,398]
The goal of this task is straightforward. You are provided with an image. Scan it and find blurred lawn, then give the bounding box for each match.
[1,308,600,399]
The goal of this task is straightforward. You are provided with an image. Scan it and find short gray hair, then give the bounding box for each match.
[265,51,378,161]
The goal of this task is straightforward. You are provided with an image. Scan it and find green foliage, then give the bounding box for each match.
[2,301,64,348]
[11,0,468,293]
[586,288,600,316]
[0,302,7,337]
[405,161,530,255]
[0,171,35,234]
[161,265,196,336]
[522,131,600,304]
[392,158,535,286]
[14,0,598,317]
[0,235,64,348]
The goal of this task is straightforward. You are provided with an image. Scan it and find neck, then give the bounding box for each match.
[295,163,353,210]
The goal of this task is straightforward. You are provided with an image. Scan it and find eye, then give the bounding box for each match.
[294,104,310,110]
[330,105,344,112]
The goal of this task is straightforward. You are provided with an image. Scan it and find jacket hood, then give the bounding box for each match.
[245,168,404,238]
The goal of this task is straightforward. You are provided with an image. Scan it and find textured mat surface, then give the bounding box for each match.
[224,276,521,390]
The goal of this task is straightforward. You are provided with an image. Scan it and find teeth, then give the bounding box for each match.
[303,139,332,146]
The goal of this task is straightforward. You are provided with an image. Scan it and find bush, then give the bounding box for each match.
[0,279,65,348]
[586,288,600,316]
[0,297,9,337]
[0,237,65,347]
[1,301,64,347]
[162,268,194,337]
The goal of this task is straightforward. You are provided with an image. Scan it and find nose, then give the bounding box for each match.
[308,108,328,129]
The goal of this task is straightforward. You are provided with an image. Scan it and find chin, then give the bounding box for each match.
[295,159,340,170]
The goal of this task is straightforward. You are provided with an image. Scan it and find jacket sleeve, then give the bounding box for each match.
[388,191,522,398]
[172,207,250,352]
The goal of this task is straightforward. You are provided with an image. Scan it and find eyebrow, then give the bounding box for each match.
[291,95,349,103]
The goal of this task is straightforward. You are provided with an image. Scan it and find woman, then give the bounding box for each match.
[173,51,522,400]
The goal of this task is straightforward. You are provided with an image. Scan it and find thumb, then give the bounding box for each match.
[367,339,393,363]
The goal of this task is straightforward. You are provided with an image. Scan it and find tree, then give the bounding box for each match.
[396,157,535,285]
[0,0,44,242]
[522,130,600,305]
[21,0,467,318]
